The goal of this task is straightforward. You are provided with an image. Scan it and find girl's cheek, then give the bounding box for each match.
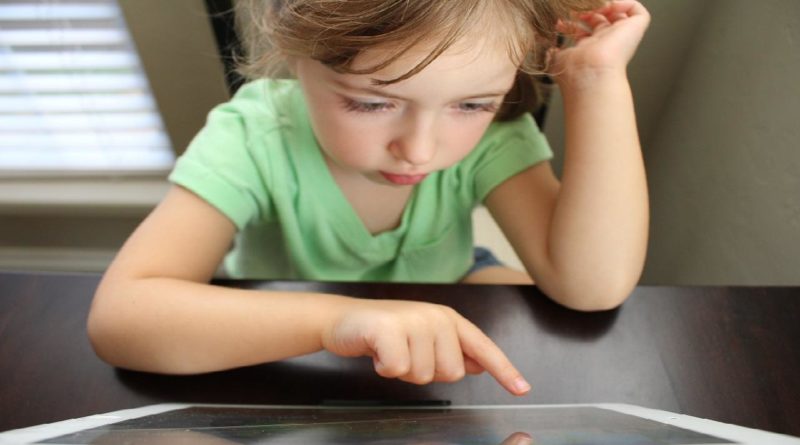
[319,118,384,157]
[447,121,492,156]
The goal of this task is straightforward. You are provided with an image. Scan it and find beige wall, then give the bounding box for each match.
[640,0,800,284]
[118,0,230,155]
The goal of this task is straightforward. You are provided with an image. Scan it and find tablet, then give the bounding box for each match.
[1,403,798,444]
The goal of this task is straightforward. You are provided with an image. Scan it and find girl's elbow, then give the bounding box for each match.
[573,292,630,312]
[87,302,219,375]
[88,319,186,374]
[86,309,124,368]
[548,275,636,312]
[87,296,156,372]
[86,301,137,370]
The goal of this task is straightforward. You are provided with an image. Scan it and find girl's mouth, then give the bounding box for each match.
[379,171,428,185]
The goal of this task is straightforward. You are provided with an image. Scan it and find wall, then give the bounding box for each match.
[117,0,230,155]
[641,0,800,284]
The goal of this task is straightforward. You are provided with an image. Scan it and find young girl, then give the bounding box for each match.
[88,0,650,396]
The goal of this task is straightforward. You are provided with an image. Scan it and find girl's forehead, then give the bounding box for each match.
[327,38,518,102]
[350,33,521,83]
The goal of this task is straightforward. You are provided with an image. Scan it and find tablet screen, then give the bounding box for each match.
[35,405,735,444]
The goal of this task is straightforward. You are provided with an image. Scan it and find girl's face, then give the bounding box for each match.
[294,37,519,187]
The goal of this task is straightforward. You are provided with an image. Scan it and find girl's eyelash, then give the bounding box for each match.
[457,102,498,114]
[340,97,498,115]
[341,98,393,113]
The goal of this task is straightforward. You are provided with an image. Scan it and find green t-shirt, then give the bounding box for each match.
[169,79,552,282]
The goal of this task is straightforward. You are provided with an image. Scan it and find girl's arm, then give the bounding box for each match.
[485,1,650,311]
[88,186,530,395]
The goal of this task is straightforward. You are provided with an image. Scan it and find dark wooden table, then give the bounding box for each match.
[1,270,798,436]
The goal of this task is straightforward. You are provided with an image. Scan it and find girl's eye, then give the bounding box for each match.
[341,98,393,113]
[457,102,499,114]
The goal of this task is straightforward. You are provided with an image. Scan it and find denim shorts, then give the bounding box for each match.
[466,246,504,275]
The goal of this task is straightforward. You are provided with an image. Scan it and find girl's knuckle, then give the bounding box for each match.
[439,366,465,382]
[409,370,435,385]
[380,361,410,378]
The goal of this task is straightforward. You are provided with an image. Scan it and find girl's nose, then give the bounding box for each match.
[390,117,437,166]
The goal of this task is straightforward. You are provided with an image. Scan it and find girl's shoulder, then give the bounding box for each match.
[202,78,302,140]
[450,113,553,203]
[483,113,544,145]
[223,78,299,118]
[230,78,297,104]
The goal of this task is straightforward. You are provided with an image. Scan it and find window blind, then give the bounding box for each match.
[0,0,175,174]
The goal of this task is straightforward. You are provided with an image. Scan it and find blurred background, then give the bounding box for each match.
[0,0,798,285]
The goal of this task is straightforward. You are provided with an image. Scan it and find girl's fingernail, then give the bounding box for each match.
[514,377,531,393]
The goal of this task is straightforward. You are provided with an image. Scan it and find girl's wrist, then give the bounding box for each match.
[317,293,364,347]
[555,67,630,96]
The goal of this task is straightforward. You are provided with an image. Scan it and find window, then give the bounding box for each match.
[0,0,174,175]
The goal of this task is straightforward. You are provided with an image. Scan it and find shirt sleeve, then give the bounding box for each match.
[462,113,554,204]
[168,97,268,231]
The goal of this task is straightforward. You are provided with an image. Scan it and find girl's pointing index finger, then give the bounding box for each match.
[456,317,531,396]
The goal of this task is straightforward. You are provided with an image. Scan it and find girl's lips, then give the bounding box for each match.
[380,171,428,185]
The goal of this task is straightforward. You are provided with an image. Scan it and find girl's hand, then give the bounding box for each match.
[549,0,650,84]
[321,299,531,396]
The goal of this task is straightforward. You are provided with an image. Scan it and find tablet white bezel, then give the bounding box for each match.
[1,403,798,445]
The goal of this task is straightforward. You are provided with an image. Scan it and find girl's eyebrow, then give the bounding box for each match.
[331,78,509,101]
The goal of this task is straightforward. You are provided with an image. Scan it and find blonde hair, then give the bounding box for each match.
[235,0,602,121]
